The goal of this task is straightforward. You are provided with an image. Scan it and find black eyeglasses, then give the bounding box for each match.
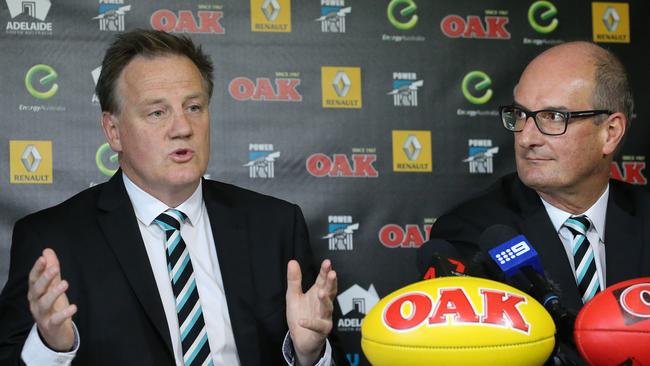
[499,105,612,136]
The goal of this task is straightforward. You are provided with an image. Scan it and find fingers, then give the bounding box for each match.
[286,260,303,296]
[314,259,332,288]
[298,318,332,336]
[28,260,60,302]
[38,280,68,312]
[49,304,77,326]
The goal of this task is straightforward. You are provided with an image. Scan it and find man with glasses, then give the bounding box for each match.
[420,42,650,364]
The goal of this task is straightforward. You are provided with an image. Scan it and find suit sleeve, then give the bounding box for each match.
[0,218,46,365]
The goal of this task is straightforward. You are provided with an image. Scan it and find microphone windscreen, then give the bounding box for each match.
[478,224,519,251]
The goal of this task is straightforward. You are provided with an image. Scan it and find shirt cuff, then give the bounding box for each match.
[21,322,80,366]
[282,332,333,366]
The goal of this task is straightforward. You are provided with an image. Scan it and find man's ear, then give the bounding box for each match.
[101,112,123,152]
[601,112,626,156]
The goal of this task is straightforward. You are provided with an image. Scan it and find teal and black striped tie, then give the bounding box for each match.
[563,215,601,304]
[154,209,213,366]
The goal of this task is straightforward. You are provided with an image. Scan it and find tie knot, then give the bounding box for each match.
[564,215,591,236]
[154,209,187,232]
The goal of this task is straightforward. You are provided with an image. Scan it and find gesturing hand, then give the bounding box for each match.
[27,248,77,351]
[286,259,337,366]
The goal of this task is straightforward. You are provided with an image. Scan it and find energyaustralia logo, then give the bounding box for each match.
[5,0,53,35]
[96,142,118,177]
[244,144,280,178]
[316,0,351,33]
[463,139,499,174]
[388,72,422,107]
[94,0,131,32]
[323,216,359,251]
[336,284,379,331]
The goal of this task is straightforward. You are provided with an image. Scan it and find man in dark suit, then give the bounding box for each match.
[421,42,650,364]
[0,29,345,366]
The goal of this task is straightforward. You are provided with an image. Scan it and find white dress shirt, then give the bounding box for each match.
[21,174,332,366]
[540,185,609,290]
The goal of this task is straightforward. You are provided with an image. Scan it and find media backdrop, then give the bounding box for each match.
[1,1,648,364]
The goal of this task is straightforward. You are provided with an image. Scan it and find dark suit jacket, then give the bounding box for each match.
[422,172,650,364]
[0,171,347,366]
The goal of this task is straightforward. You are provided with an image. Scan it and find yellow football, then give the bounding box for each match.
[361,276,555,366]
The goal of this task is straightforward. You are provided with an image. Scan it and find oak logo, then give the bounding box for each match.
[10,140,53,184]
[251,0,292,32]
[228,73,302,102]
[611,156,646,185]
[441,12,510,39]
[150,8,225,34]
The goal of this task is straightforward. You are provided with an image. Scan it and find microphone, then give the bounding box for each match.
[416,239,476,280]
[478,225,577,349]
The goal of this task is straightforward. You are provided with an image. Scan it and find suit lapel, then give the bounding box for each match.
[604,181,640,285]
[512,176,583,311]
[96,171,174,359]
[202,181,260,366]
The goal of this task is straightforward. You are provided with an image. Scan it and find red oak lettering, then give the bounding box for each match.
[382,288,530,332]
[306,154,378,177]
[481,289,529,333]
[383,293,432,331]
[150,10,225,34]
[440,15,510,39]
[611,162,647,185]
[379,224,432,248]
[429,288,480,325]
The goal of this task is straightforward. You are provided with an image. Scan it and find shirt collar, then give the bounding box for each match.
[540,184,609,241]
[122,173,204,227]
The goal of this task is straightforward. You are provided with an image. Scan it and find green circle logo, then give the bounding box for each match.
[387,0,418,30]
[528,1,558,34]
[95,143,118,177]
[462,71,493,105]
[25,64,59,100]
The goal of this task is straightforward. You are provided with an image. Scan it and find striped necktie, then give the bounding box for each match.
[154,209,213,366]
[563,215,601,303]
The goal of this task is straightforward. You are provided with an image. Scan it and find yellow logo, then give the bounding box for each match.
[392,130,432,172]
[321,66,362,109]
[251,0,292,32]
[592,2,630,43]
[10,140,53,184]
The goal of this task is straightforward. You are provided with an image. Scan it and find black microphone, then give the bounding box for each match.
[477,225,577,349]
[416,239,477,279]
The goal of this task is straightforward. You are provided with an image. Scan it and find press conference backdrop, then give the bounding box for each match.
[1,0,648,364]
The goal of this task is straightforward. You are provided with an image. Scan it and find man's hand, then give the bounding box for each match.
[27,248,77,351]
[286,259,337,366]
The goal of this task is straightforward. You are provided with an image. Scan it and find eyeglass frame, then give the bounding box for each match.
[499,104,613,136]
